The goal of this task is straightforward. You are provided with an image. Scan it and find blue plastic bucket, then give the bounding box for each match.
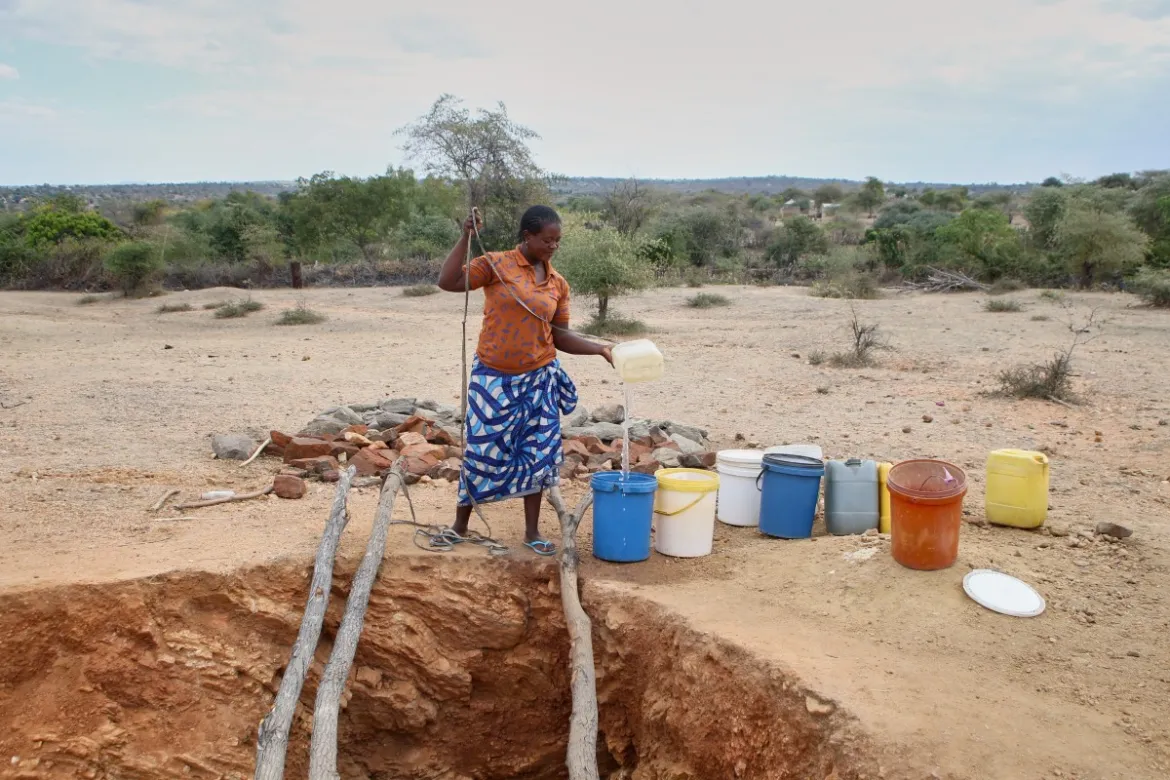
[757,453,825,539]
[590,472,658,562]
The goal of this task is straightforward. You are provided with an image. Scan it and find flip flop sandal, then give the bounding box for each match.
[524,539,557,557]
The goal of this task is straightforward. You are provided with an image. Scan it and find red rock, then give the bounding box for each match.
[401,442,447,461]
[280,467,309,478]
[588,452,621,470]
[330,442,360,460]
[264,443,285,458]
[636,452,659,466]
[561,454,585,479]
[394,415,429,436]
[699,451,717,469]
[288,455,340,474]
[649,428,671,447]
[616,440,652,463]
[351,447,396,477]
[273,474,307,499]
[284,437,333,462]
[343,431,373,447]
[445,445,463,459]
[368,440,390,451]
[396,431,428,450]
[342,424,369,435]
[427,426,455,446]
[320,469,341,483]
[576,435,611,455]
[437,458,462,481]
[402,453,440,477]
[632,460,661,475]
[270,430,293,448]
[562,439,591,460]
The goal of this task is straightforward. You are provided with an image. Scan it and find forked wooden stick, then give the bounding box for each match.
[546,486,600,780]
[149,488,180,512]
[254,466,356,780]
[308,465,406,780]
[241,437,273,467]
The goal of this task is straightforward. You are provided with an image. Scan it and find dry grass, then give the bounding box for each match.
[829,306,886,368]
[998,353,1074,402]
[276,303,327,326]
[985,299,1023,313]
[76,294,104,306]
[581,315,646,337]
[402,284,440,298]
[989,278,1026,295]
[810,272,880,300]
[686,292,731,309]
[808,350,826,366]
[213,299,264,319]
[156,302,193,314]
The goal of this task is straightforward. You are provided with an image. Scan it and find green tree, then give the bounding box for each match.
[766,216,829,268]
[1041,177,1064,188]
[393,214,461,261]
[1054,205,1149,287]
[1128,173,1170,268]
[656,209,740,267]
[1023,187,1068,249]
[935,209,1024,280]
[294,169,418,261]
[23,205,122,248]
[555,215,652,320]
[856,177,886,216]
[104,241,163,295]
[602,179,657,235]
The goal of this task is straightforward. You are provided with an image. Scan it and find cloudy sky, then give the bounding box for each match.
[1,0,1168,185]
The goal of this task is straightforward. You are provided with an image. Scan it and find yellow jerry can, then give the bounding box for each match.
[877,462,893,534]
[985,449,1050,529]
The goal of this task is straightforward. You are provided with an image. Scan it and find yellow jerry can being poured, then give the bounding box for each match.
[985,449,1050,529]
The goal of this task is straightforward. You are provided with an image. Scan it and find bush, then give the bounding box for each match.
[104,241,163,295]
[214,298,264,318]
[1031,314,1051,322]
[989,278,1025,295]
[687,292,731,308]
[402,284,440,297]
[829,307,886,368]
[77,294,104,305]
[156,302,194,313]
[985,299,1023,312]
[998,354,1073,401]
[810,272,880,300]
[276,302,327,325]
[808,350,826,366]
[581,315,646,337]
[1038,289,1065,301]
[1130,267,1170,307]
[203,302,224,310]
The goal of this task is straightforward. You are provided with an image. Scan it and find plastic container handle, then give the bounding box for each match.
[756,470,765,492]
[846,458,862,466]
[653,494,706,517]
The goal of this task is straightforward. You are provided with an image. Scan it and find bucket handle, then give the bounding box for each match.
[756,470,765,492]
[653,494,707,518]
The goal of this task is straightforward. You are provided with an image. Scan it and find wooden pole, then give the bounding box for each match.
[253,466,356,780]
[308,466,406,780]
[546,486,601,780]
[174,486,273,510]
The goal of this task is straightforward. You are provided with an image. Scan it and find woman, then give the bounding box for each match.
[437,205,612,555]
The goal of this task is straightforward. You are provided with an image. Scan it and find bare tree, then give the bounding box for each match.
[602,178,656,235]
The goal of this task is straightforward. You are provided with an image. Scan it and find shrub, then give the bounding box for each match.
[214,298,264,319]
[402,284,440,297]
[1130,267,1170,307]
[203,302,224,310]
[77,294,103,305]
[810,272,880,300]
[1031,314,1051,322]
[276,302,327,325]
[998,354,1073,401]
[829,307,886,368]
[989,278,1025,295]
[581,315,646,337]
[156,302,194,313]
[687,292,731,309]
[808,350,826,366]
[1038,289,1065,301]
[985,299,1023,313]
[104,241,163,296]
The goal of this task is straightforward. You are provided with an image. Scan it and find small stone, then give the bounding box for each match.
[300,415,349,436]
[902,426,912,434]
[1127,650,1141,658]
[564,408,590,429]
[287,455,340,474]
[320,469,341,483]
[273,475,307,499]
[922,414,934,423]
[342,431,373,447]
[653,448,682,468]
[1048,524,1070,537]
[791,352,801,359]
[667,421,708,442]
[735,433,746,442]
[962,404,972,412]
[1095,521,1133,539]
[671,434,705,455]
[592,404,626,424]
[380,398,417,415]
[211,433,255,461]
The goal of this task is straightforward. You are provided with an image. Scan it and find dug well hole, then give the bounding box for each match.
[0,556,877,779]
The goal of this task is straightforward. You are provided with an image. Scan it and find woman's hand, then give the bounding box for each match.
[601,346,614,367]
[462,209,483,237]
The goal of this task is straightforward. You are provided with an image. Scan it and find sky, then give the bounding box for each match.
[1,0,1168,186]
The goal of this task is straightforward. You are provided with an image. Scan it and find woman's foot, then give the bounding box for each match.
[523,537,557,556]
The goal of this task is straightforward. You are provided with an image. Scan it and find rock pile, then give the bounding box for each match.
[228,398,722,493]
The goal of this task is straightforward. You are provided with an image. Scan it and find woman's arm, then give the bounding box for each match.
[554,329,614,366]
[436,212,482,292]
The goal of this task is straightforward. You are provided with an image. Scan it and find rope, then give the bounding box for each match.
[387,470,508,555]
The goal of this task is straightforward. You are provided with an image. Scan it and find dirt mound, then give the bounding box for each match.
[0,557,878,779]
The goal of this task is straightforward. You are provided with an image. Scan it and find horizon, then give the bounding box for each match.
[2,1,1169,185]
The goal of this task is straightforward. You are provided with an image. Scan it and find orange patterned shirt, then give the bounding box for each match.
[468,247,571,374]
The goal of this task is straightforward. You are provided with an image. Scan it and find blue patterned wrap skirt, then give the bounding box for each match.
[458,357,579,506]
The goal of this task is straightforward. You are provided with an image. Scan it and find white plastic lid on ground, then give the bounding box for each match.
[963,569,1047,617]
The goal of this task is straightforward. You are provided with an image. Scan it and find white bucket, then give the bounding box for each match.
[716,449,766,527]
[654,469,720,558]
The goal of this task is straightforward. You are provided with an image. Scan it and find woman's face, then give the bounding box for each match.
[524,223,562,263]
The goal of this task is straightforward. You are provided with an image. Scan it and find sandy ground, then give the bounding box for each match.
[1,284,1169,779]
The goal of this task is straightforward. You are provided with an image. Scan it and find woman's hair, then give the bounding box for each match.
[518,205,562,241]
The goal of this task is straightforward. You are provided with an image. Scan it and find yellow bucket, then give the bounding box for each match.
[654,469,720,558]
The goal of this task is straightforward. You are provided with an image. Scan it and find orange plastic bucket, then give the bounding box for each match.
[887,459,967,570]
